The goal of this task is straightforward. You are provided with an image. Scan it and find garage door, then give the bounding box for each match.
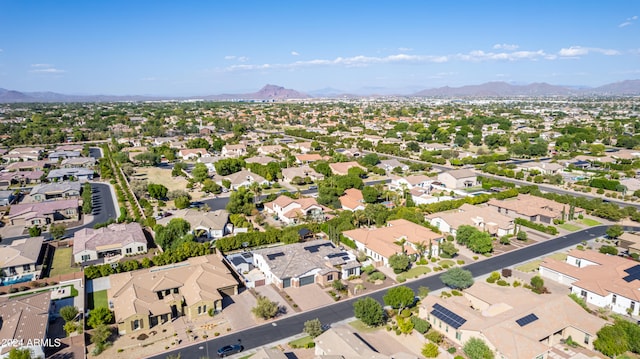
[299,275,315,286]
[283,278,291,288]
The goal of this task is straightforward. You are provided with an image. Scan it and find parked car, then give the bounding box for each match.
[308,185,318,190]
[217,344,242,357]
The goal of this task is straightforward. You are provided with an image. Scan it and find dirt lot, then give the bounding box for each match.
[132,167,205,200]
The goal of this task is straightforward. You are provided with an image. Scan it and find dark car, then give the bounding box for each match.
[217,344,243,357]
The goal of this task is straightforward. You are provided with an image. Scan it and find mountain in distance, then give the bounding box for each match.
[207,84,310,100]
[1,80,640,103]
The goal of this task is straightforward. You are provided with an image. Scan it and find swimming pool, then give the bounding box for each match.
[1,273,35,286]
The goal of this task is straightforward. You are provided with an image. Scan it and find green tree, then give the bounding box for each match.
[202,179,222,194]
[439,241,458,258]
[174,196,191,209]
[388,253,410,274]
[134,151,161,166]
[303,318,324,338]
[593,324,630,357]
[421,343,440,358]
[530,275,545,294]
[82,182,93,214]
[8,348,32,359]
[147,183,168,199]
[362,186,379,204]
[516,230,528,241]
[191,163,209,183]
[467,231,493,254]
[463,338,495,359]
[440,267,474,289]
[214,158,245,176]
[87,307,114,329]
[455,225,477,245]
[28,226,41,237]
[185,138,210,150]
[383,286,415,309]
[172,162,187,177]
[605,224,624,239]
[226,187,254,215]
[91,323,112,354]
[417,286,430,299]
[252,295,279,320]
[59,305,79,322]
[49,223,66,240]
[353,297,384,327]
[361,153,380,166]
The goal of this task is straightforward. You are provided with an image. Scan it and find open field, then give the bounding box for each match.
[134,167,204,200]
[49,247,81,277]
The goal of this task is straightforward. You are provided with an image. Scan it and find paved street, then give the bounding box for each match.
[149,224,639,359]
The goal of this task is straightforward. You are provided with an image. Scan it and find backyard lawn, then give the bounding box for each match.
[88,290,108,310]
[49,247,81,277]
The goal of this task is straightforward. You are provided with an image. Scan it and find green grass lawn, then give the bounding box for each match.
[438,259,455,267]
[49,247,81,277]
[546,252,568,261]
[288,335,314,348]
[88,290,108,310]
[580,218,601,226]
[516,260,542,272]
[558,223,582,231]
[397,266,432,281]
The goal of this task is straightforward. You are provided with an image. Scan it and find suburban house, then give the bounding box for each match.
[390,174,438,192]
[29,182,82,202]
[72,222,148,263]
[281,165,324,183]
[515,161,564,175]
[339,188,365,211]
[264,196,328,224]
[2,147,44,162]
[177,148,209,160]
[426,203,515,237]
[5,160,50,172]
[221,144,247,158]
[419,282,605,359]
[156,209,231,239]
[55,144,83,152]
[377,159,409,173]
[219,170,268,190]
[0,236,43,279]
[294,154,323,164]
[108,254,239,334]
[258,145,285,156]
[342,219,443,266]
[46,167,94,182]
[486,194,584,224]
[314,325,416,359]
[619,232,640,255]
[252,239,360,289]
[437,169,478,189]
[47,150,81,163]
[0,190,15,206]
[288,141,312,153]
[245,156,277,165]
[0,291,52,359]
[329,161,367,176]
[60,157,96,168]
[7,199,79,227]
[539,249,640,317]
[0,171,43,189]
[252,348,288,359]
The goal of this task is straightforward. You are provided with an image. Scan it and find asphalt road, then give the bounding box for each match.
[150,224,639,359]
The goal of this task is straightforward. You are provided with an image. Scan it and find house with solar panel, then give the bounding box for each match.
[539,248,640,317]
[252,239,361,289]
[419,281,605,358]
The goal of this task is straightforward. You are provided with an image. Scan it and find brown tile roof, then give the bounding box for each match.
[0,291,50,347]
[343,219,442,259]
[540,249,640,301]
[294,154,323,162]
[0,236,43,268]
[72,222,146,255]
[8,199,78,220]
[329,161,366,175]
[441,168,476,179]
[487,194,583,219]
[108,255,238,322]
[339,188,364,210]
[425,203,514,234]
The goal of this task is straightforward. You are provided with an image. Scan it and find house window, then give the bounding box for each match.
[612,294,617,304]
[173,288,179,294]
[580,290,587,298]
[575,259,581,266]
[203,305,207,313]
[327,274,333,281]
[66,209,75,215]
[133,319,141,330]
[198,306,202,314]
[455,332,461,340]
[138,246,144,252]
[631,301,636,313]
[126,248,132,254]
[22,264,30,271]
[81,254,90,262]
[584,334,590,345]
[33,219,41,225]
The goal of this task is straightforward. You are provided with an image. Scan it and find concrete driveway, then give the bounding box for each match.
[284,284,334,311]
[222,289,258,331]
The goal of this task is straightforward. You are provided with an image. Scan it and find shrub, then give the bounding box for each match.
[486,272,501,284]
[513,280,521,287]
[422,342,440,358]
[497,280,509,286]
[425,330,444,344]
[451,290,462,296]
[411,316,431,334]
[448,347,457,354]
[501,268,512,277]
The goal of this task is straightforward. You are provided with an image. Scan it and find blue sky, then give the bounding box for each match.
[0,1,638,95]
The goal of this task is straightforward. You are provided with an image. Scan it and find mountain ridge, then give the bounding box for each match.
[1,80,639,103]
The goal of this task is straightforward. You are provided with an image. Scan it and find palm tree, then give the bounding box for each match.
[415,241,427,258]
[353,210,366,228]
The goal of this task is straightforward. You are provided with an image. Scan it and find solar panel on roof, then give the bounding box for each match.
[327,252,348,259]
[304,243,332,253]
[622,264,640,282]
[266,252,285,260]
[515,313,539,327]
[430,303,467,329]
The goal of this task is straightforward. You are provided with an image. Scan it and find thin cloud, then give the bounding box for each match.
[224,55,249,62]
[457,49,554,61]
[291,51,299,56]
[29,64,65,73]
[558,46,620,57]
[619,15,638,27]
[398,47,413,52]
[493,43,519,51]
